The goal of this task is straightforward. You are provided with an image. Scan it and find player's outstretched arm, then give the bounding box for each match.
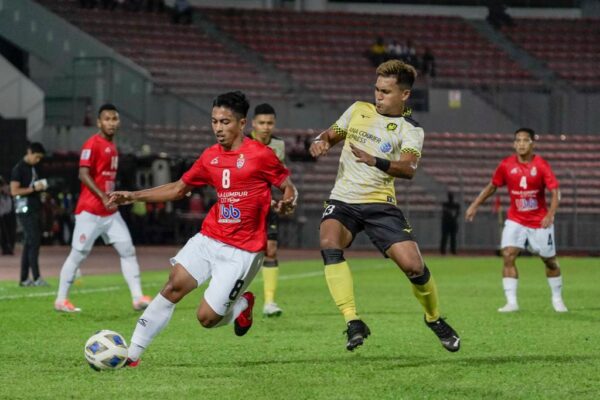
[108,179,192,207]
[274,177,298,216]
[349,143,418,179]
[309,128,344,158]
[465,182,497,222]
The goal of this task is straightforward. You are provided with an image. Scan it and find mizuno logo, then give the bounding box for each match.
[403,228,412,233]
[361,114,370,119]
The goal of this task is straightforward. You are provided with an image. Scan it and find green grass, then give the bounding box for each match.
[1,256,600,399]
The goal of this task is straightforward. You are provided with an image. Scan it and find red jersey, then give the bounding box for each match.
[181,137,290,252]
[492,154,559,228]
[75,133,119,216]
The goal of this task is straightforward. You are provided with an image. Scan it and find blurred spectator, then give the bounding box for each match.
[420,47,436,78]
[0,176,16,255]
[367,36,387,67]
[172,0,193,24]
[403,39,418,67]
[440,192,460,255]
[487,0,514,30]
[386,40,404,61]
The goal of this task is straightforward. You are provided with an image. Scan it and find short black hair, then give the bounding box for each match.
[253,103,276,118]
[514,127,535,141]
[27,142,46,155]
[212,91,249,119]
[98,103,119,117]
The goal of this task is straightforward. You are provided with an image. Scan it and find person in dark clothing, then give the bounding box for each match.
[440,192,460,255]
[487,1,514,30]
[10,142,49,287]
[0,176,16,255]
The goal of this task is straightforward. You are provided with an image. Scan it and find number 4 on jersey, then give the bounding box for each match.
[519,176,527,189]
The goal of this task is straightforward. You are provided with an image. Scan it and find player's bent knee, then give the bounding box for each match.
[321,249,345,265]
[196,310,221,328]
[68,248,90,264]
[113,241,136,258]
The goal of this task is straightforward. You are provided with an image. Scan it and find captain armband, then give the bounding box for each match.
[374,157,391,172]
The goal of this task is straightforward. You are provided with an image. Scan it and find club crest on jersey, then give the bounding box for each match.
[380,142,392,153]
[104,147,111,154]
[386,123,398,132]
[79,233,87,244]
[210,157,219,165]
[236,154,245,169]
[531,166,537,176]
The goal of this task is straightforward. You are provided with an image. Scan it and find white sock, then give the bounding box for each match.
[212,296,248,328]
[502,277,518,305]
[113,241,143,300]
[547,276,563,300]
[56,248,88,302]
[129,293,175,361]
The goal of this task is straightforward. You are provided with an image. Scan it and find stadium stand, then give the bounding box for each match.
[200,8,542,103]
[36,0,285,99]
[502,17,600,90]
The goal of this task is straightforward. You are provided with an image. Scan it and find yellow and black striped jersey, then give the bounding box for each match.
[329,101,424,205]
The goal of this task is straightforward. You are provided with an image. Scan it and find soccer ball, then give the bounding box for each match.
[84,330,128,371]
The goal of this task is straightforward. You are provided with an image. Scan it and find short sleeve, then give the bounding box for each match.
[10,163,22,184]
[260,147,290,187]
[541,159,559,190]
[332,102,356,138]
[181,152,211,187]
[79,142,95,168]
[491,161,506,187]
[400,126,424,158]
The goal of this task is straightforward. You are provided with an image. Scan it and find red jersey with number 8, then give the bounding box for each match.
[182,137,290,252]
[75,133,119,216]
[492,154,559,228]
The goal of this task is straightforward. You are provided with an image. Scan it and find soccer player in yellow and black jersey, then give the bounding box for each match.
[249,103,286,317]
[309,60,460,352]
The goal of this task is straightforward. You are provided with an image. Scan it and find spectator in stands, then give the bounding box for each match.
[0,176,16,255]
[420,47,436,78]
[387,40,404,61]
[403,39,418,67]
[10,142,49,287]
[487,0,514,30]
[440,192,460,255]
[367,36,387,67]
[172,0,193,24]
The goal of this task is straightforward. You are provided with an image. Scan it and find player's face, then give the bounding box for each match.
[97,110,120,138]
[252,114,276,144]
[26,150,44,165]
[374,76,411,116]
[513,131,534,157]
[212,106,246,150]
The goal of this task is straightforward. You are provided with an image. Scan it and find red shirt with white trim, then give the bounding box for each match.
[492,154,559,228]
[182,137,290,252]
[75,133,118,216]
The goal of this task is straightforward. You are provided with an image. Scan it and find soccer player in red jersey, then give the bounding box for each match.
[54,104,152,313]
[466,128,567,313]
[108,91,297,365]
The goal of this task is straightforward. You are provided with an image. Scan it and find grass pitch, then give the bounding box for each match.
[1,256,599,399]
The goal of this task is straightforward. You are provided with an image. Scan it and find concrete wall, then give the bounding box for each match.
[0,54,44,140]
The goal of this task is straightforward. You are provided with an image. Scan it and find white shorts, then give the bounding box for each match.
[72,211,133,251]
[501,219,556,258]
[170,233,264,316]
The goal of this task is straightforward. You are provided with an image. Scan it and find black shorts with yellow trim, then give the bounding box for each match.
[320,199,415,256]
[267,210,279,241]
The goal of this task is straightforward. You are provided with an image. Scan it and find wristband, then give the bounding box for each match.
[374,157,390,172]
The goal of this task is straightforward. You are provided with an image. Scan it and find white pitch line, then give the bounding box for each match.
[0,263,390,302]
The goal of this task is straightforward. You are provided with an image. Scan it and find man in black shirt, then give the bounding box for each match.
[10,142,48,287]
[441,192,460,255]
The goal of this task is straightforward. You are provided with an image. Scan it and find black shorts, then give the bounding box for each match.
[267,210,279,241]
[321,199,415,255]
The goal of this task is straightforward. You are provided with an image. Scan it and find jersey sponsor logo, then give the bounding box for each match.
[219,204,241,223]
[531,166,537,176]
[380,142,392,153]
[81,149,91,160]
[210,157,219,165]
[236,154,245,169]
[386,123,397,131]
[516,198,539,211]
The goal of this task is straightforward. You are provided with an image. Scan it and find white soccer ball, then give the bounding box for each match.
[84,330,128,371]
